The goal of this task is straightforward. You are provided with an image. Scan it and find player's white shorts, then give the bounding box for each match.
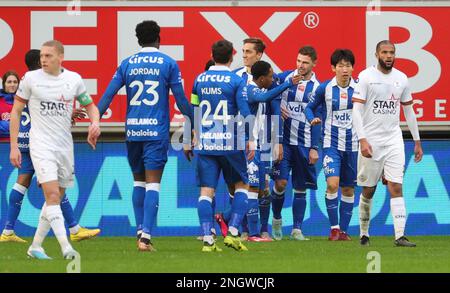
[30,148,74,188]
[357,143,405,186]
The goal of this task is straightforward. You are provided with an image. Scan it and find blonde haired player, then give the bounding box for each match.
[352,40,423,247]
[9,40,101,259]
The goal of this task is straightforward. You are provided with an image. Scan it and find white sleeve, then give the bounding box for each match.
[16,74,31,101]
[400,78,413,104]
[403,103,420,141]
[353,72,368,102]
[75,76,87,96]
[352,101,366,140]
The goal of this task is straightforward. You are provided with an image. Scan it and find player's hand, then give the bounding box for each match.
[87,122,101,150]
[291,74,302,85]
[10,146,22,168]
[280,105,290,120]
[310,117,321,126]
[183,143,194,162]
[309,148,319,165]
[71,108,87,126]
[359,138,373,158]
[246,141,256,162]
[273,143,283,164]
[414,140,423,163]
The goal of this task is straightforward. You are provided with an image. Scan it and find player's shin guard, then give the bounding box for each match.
[390,197,407,240]
[339,195,354,232]
[132,181,146,234]
[246,192,259,236]
[4,183,26,233]
[142,183,160,238]
[359,195,372,237]
[271,186,285,219]
[31,203,51,249]
[326,192,339,229]
[259,192,271,233]
[46,204,73,253]
[292,190,306,230]
[198,196,214,244]
[228,189,248,236]
[60,194,79,234]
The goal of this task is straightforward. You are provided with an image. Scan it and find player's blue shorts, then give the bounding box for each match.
[18,151,35,175]
[196,152,249,189]
[322,147,357,187]
[126,140,169,174]
[272,144,317,190]
[247,150,267,190]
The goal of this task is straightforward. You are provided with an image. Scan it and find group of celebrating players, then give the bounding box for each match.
[1,19,423,258]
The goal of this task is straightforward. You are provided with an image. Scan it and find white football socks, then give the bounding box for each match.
[359,195,372,237]
[390,197,407,240]
[31,203,51,249]
[46,204,73,254]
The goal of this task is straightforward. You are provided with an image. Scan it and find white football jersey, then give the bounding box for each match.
[353,66,412,147]
[17,68,86,151]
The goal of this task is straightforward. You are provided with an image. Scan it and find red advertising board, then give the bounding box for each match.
[0,1,448,125]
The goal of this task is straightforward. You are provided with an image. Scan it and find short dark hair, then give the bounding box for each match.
[212,40,233,64]
[2,70,20,91]
[298,46,317,61]
[25,49,41,71]
[243,38,266,53]
[204,59,215,71]
[330,49,355,66]
[251,60,272,80]
[135,20,160,46]
[376,40,395,52]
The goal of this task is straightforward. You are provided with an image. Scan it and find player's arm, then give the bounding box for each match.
[169,62,193,123]
[305,83,326,125]
[183,83,199,161]
[97,65,125,118]
[401,80,422,162]
[352,73,372,158]
[270,97,283,163]
[9,97,26,168]
[236,81,256,160]
[248,75,301,104]
[77,85,101,150]
[309,102,321,165]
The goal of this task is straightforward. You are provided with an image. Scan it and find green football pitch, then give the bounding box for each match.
[1,236,449,273]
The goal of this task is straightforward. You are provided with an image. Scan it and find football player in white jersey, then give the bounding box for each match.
[9,40,101,259]
[352,40,423,247]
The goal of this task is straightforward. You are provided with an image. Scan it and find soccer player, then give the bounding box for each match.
[244,60,301,242]
[9,40,101,259]
[231,38,280,241]
[271,46,321,241]
[184,39,252,252]
[0,49,100,244]
[352,40,423,247]
[97,20,193,252]
[305,49,358,241]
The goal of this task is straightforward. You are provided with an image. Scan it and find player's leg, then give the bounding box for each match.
[197,155,222,252]
[357,149,383,246]
[42,181,75,258]
[214,183,233,238]
[338,150,358,241]
[223,153,249,251]
[139,140,169,251]
[384,144,415,247]
[245,150,262,241]
[0,171,32,243]
[322,148,341,241]
[290,146,316,241]
[126,141,146,241]
[271,144,290,240]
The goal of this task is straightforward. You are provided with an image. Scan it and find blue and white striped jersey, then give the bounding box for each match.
[305,77,358,152]
[280,71,321,147]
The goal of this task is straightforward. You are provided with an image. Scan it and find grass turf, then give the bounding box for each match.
[0,236,449,273]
